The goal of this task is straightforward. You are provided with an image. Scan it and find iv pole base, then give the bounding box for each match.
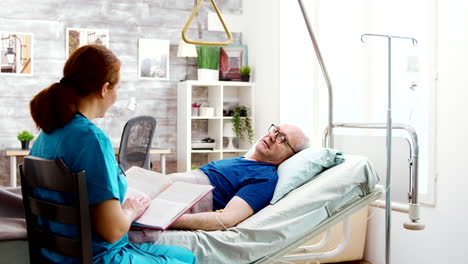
[404,220,425,230]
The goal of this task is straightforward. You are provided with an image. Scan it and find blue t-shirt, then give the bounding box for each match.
[29,114,128,263]
[199,157,278,213]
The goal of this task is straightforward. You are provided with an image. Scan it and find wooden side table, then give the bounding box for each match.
[5,148,171,187]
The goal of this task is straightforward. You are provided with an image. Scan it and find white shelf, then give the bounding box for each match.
[177,81,255,172]
[191,116,223,120]
[190,149,221,153]
[190,149,250,153]
[222,149,250,153]
[183,80,253,87]
[222,116,252,120]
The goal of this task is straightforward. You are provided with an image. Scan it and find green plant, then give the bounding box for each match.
[231,106,254,144]
[240,65,251,76]
[17,130,34,142]
[196,46,220,70]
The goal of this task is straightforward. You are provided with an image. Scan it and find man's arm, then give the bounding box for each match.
[171,196,254,231]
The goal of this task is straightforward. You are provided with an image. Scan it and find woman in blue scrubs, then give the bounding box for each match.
[29,45,197,264]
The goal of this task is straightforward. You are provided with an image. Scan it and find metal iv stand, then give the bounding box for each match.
[294,1,425,262]
[361,33,418,264]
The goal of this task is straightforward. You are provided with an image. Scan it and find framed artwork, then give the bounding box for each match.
[219,44,248,81]
[0,32,33,75]
[138,39,170,80]
[66,28,109,57]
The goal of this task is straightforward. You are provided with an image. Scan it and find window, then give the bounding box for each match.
[280,0,437,205]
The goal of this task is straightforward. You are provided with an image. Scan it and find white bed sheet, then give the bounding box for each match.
[129,155,380,264]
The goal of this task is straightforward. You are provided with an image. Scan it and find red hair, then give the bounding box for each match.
[30,45,121,133]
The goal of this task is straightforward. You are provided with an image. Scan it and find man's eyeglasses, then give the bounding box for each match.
[268,124,297,154]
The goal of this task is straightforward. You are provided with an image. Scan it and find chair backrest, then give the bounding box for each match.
[118,115,157,171]
[19,156,93,264]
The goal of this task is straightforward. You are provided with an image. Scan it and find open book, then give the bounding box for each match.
[124,166,214,230]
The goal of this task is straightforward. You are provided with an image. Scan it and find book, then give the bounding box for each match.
[124,166,214,230]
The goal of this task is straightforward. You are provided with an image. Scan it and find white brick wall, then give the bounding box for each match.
[0,0,243,185]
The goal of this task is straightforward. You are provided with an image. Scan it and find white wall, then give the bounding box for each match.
[242,0,280,137]
[278,0,317,140]
[365,1,468,263]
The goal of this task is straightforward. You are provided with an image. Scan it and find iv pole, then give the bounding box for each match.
[294,1,424,263]
[361,33,418,264]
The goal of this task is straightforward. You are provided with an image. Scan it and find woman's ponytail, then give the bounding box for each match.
[30,82,78,134]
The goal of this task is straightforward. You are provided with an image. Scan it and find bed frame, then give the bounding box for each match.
[253,186,383,264]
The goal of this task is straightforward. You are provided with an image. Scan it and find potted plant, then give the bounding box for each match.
[17,130,34,150]
[240,65,251,82]
[196,46,220,81]
[231,106,254,144]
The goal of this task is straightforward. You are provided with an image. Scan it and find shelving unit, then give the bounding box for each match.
[177,80,255,172]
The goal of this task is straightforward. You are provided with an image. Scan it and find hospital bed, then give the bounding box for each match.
[128,155,382,264]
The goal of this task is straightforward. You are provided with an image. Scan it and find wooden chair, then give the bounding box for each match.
[19,156,93,264]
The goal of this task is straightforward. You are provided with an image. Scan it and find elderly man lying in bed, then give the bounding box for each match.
[170,123,309,231]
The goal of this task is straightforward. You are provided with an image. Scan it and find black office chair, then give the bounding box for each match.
[19,156,93,264]
[118,115,157,171]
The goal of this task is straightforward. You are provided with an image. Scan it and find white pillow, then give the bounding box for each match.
[271,147,345,204]
[243,144,345,204]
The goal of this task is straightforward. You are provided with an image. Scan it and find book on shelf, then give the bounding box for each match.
[124,166,214,230]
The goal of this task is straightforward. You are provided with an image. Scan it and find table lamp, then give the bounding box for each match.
[177,40,198,81]
[223,122,237,150]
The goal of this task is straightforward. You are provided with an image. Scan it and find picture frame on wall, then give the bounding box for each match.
[0,32,33,75]
[138,39,170,80]
[219,44,248,81]
[66,28,109,58]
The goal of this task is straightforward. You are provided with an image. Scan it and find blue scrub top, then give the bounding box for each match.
[30,114,128,263]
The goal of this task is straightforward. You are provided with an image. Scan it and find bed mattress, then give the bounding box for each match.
[129,155,380,264]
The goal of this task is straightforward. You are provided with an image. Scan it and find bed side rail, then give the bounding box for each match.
[322,123,425,230]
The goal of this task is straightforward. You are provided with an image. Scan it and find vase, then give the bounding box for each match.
[197,69,219,81]
[21,141,30,150]
[241,75,250,82]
